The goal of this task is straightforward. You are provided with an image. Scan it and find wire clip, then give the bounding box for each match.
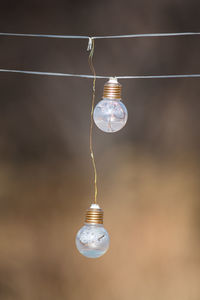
[87,37,93,51]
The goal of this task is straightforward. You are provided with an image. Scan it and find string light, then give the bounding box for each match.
[0,31,200,258]
[75,39,110,258]
[93,77,128,133]
[76,204,110,258]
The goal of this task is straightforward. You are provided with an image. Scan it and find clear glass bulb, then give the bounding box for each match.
[93,98,128,133]
[76,223,110,258]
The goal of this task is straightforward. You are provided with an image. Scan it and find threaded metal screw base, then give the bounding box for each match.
[103,77,122,100]
[85,204,104,224]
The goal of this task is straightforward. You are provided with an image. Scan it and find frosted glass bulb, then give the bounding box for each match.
[76,204,110,258]
[93,77,128,133]
[76,224,110,258]
[93,98,128,132]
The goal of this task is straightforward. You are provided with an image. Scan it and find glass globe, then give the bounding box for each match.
[93,98,128,133]
[76,223,110,258]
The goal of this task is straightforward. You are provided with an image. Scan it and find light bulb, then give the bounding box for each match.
[93,77,128,133]
[76,204,110,258]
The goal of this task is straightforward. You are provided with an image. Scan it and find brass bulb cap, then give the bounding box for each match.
[85,204,104,224]
[103,77,122,100]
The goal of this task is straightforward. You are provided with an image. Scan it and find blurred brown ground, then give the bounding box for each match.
[0,0,199,299]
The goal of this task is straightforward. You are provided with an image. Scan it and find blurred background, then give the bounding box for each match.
[0,0,199,299]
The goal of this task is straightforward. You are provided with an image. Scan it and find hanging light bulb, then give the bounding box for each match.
[93,77,128,132]
[76,204,110,258]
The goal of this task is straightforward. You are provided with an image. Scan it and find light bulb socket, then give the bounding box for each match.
[85,204,104,224]
[103,77,122,100]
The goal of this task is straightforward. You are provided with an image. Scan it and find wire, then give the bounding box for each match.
[0,68,200,79]
[1,31,200,51]
[0,68,107,78]
[92,32,200,39]
[88,39,98,204]
[1,31,200,40]
[117,74,200,79]
[0,32,89,39]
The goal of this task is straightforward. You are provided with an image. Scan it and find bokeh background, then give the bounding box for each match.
[0,0,199,299]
